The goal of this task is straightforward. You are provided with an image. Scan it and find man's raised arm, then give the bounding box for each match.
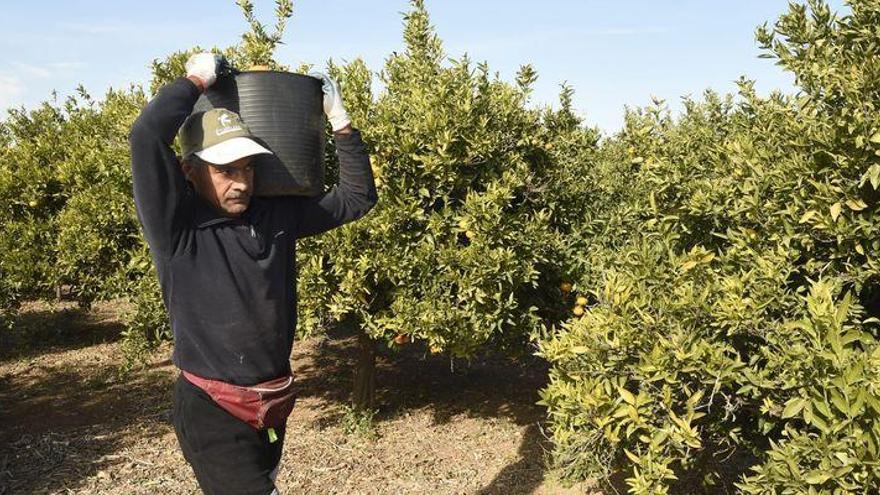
[289,73,379,238]
[129,53,219,255]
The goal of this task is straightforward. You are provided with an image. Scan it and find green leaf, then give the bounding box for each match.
[830,390,849,416]
[619,387,637,406]
[871,164,880,189]
[781,398,807,419]
[845,199,867,211]
[808,409,831,434]
[623,449,640,463]
[681,260,699,272]
[813,396,833,419]
[829,202,842,222]
[799,210,817,224]
[835,291,851,328]
[803,471,831,485]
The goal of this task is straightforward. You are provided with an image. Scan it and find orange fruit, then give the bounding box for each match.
[394,334,410,345]
[430,345,442,354]
[560,281,573,293]
[576,296,588,306]
[573,305,585,316]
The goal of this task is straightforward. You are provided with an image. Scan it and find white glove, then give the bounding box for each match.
[185,52,221,89]
[308,72,351,132]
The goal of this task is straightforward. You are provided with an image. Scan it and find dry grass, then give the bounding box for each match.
[0,301,599,495]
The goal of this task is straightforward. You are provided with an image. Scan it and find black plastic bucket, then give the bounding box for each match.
[192,71,325,197]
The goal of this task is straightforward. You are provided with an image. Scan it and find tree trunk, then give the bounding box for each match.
[352,326,376,412]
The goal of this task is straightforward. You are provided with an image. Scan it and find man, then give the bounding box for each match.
[129,52,378,494]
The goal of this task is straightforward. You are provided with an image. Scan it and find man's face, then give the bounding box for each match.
[182,156,255,216]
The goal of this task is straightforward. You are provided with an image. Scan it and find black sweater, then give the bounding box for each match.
[129,77,377,385]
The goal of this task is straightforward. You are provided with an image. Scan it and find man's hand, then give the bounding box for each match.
[185,52,223,93]
[308,72,352,133]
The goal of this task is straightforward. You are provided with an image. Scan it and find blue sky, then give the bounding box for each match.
[0,1,848,133]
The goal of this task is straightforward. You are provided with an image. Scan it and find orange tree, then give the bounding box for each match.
[295,0,590,410]
[0,86,147,333]
[537,1,880,493]
[0,102,61,325]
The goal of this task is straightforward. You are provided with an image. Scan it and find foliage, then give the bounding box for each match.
[340,404,379,440]
[538,1,880,493]
[235,0,293,69]
[0,87,146,322]
[294,0,588,362]
[149,0,295,95]
[120,258,171,373]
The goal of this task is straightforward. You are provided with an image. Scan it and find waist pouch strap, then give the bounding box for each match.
[182,371,297,430]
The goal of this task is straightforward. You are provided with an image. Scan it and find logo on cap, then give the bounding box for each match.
[216,113,243,136]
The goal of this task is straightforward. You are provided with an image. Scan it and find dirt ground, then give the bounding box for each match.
[0,301,599,495]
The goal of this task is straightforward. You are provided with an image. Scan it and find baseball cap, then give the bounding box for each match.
[179,108,273,165]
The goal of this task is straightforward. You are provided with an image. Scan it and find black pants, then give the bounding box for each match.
[172,374,285,495]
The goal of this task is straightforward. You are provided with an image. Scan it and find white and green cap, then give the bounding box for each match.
[179,108,273,165]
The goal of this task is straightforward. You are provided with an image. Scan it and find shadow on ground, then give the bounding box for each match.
[293,321,549,424]
[0,361,173,494]
[292,321,554,494]
[0,301,126,363]
[475,423,549,495]
[2,305,556,494]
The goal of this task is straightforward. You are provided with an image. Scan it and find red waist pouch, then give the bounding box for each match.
[182,371,297,430]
